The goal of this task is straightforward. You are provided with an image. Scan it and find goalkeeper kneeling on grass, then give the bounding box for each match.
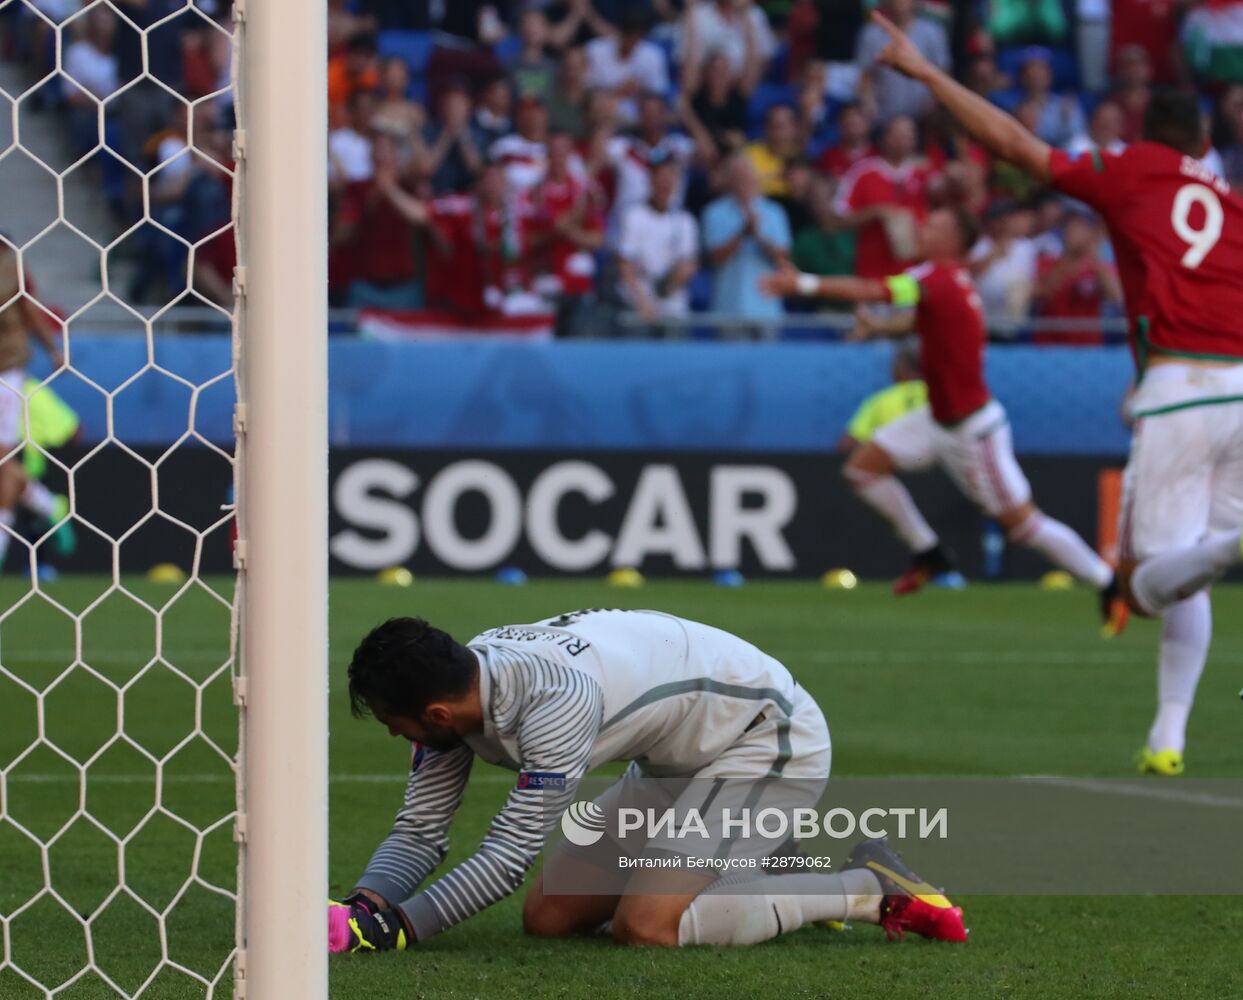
[329,609,967,952]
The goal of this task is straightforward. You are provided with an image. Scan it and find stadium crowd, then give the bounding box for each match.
[5,0,1243,339]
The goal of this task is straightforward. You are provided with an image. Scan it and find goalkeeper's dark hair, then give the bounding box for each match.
[1142,90,1204,157]
[348,617,478,719]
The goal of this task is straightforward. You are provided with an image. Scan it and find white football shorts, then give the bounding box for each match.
[872,399,1032,517]
[1120,362,1243,561]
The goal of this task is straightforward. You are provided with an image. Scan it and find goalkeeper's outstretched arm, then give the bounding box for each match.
[352,743,475,909]
[391,680,602,943]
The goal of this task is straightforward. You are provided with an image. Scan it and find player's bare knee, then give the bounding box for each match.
[1114,561,1152,616]
[844,444,894,485]
[611,910,679,948]
[521,895,574,939]
[998,501,1038,537]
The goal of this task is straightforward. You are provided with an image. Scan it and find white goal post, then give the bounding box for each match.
[235,0,328,997]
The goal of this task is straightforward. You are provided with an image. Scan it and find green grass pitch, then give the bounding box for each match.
[0,577,1239,998]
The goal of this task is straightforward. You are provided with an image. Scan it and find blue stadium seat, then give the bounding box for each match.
[652,34,677,87]
[764,41,788,85]
[377,30,435,77]
[747,82,798,136]
[997,45,1078,91]
[492,34,522,68]
[688,269,713,313]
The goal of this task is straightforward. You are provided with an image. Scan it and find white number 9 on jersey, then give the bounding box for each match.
[1172,183,1224,269]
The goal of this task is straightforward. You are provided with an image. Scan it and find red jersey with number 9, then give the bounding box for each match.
[1048,143,1243,367]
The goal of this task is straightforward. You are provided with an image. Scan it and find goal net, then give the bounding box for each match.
[0,1,327,997]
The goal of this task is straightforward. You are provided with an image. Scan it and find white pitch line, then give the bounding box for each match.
[2,649,1138,670]
[1016,775,1243,809]
[1,773,510,785]
[6,773,1241,808]
[774,649,1139,665]
[0,651,231,664]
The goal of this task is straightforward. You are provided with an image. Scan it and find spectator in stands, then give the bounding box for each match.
[680,0,777,88]
[1032,207,1122,345]
[1030,193,1066,258]
[780,158,819,236]
[63,5,119,156]
[792,176,857,303]
[585,7,670,124]
[329,91,378,186]
[371,57,426,155]
[1213,84,1243,150]
[547,46,592,137]
[542,0,618,48]
[418,1,509,107]
[328,0,378,52]
[855,0,949,123]
[524,131,606,333]
[26,0,76,82]
[988,0,1068,46]
[921,107,990,211]
[187,120,237,310]
[327,33,379,119]
[420,79,485,195]
[680,48,757,162]
[1110,45,1152,145]
[617,155,700,326]
[111,0,184,169]
[181,13,232,103]
[744,104,803,198]
[991,99,1044,201]
[509,7,559,101]
[1076,0,1111,93]
[421,162,528,316]
[494,94,571,194]
[702,154,791,324]
[965,52,1009,98]
[1200,110,1227,179]
[816,101,873,178]
[581,91,624,210]
[1065,99,1127,159]
[1110,0,1179,85]
[969,199,1037,326]
[832,115,932,279]
[474,76,514,150]
[330,134,423,310]
[807,0,867,101]
[796,60,834,147]
[607,92,695,222]
[1014,47,1085,149]
[1221,103,1243,189]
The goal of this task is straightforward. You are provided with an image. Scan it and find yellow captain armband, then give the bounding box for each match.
[885,274,921,308]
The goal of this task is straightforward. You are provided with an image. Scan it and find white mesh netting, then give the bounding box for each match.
[0,1,240,996]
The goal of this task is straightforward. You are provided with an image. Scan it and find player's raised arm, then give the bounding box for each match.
[869,11,1052,182]
[759,269,889,303]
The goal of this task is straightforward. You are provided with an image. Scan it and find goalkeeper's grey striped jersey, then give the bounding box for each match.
[355,608,805,940]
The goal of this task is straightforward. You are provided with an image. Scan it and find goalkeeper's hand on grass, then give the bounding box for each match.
[328,894,412,954]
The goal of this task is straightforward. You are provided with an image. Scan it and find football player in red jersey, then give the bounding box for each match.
[867,11,1243,775]
[761,207,1115,599]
